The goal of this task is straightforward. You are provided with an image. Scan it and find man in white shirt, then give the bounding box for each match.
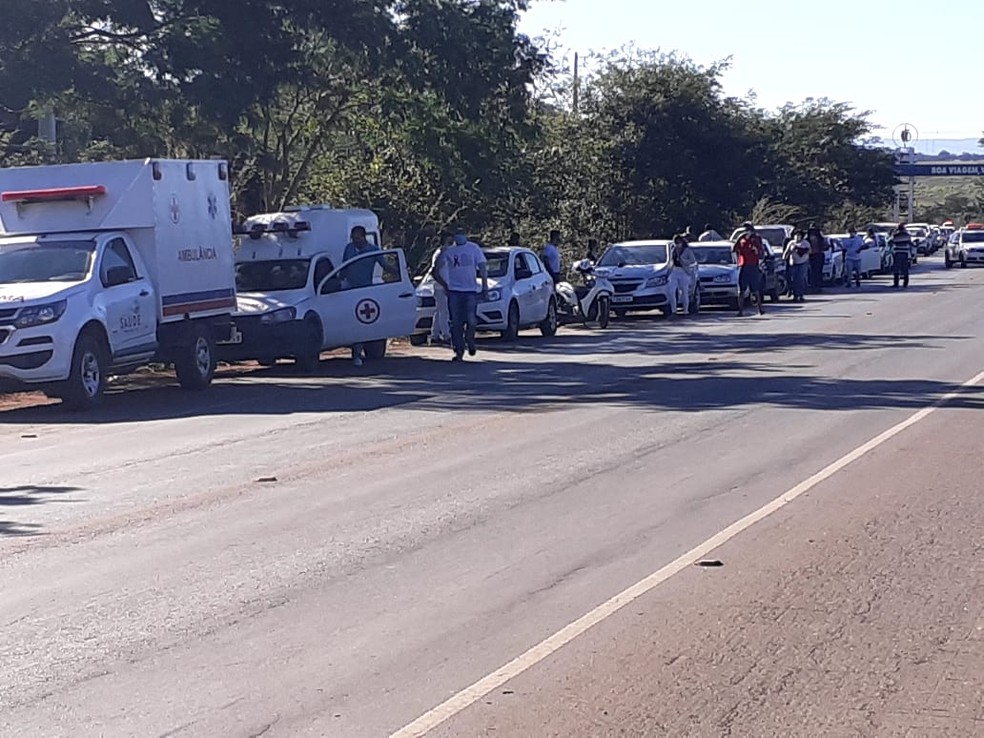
[842,228,864,288]
[542,230,562,283]
[434,229,489,361]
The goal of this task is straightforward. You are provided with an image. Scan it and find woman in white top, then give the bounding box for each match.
[783,230,811,302]
[429,233,453,343]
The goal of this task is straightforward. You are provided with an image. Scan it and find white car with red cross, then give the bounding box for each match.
[218,205,417,369]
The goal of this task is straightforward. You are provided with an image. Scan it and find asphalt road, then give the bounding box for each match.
[3,255,984,737]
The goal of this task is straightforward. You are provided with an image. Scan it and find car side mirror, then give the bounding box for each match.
[104,266,134,287]
[515,267,533,280]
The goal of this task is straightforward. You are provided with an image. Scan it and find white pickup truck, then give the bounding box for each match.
[0,159,237,408]
[219,205,417,368]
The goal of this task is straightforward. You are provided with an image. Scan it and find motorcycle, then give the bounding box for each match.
[555,259,614,328]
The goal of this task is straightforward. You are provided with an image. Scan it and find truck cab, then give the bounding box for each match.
[0,160,236,408]
[220,206,417,368]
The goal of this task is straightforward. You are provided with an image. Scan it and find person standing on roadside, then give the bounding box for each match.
[783,229,811,302]
[429,231,453,344]
[842,227,864,288]
[342,225,381,367]
[733,222,766,316]
[890,223,913,289]
[585,239,600,262]
[542,230,563,284]
[806,223,826,293]
[434,229,488,362]
[698,223,723,242]
[669,234,698,316]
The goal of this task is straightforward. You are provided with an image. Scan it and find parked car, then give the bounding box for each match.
[821,238,846,285]
[692,242,739,309]
[593,240,698,316]
[761,241,787,300]
[411,246,557,341]
[729,224,794,250]
[906,224,933,255]
[944,225,984,268]
[827,233,882,279]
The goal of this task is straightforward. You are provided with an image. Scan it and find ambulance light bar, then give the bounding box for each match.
[233,220,312,239]
[1,185,108,204]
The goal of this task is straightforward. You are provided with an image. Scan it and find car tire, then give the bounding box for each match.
[364,339,387,361]
[175,326,216,390]
[539,298,558,337]
[501,301,520,341]
[60,330,108,410]
[728,297,740,311]
[295,317,323,372]
[597,296,611,328]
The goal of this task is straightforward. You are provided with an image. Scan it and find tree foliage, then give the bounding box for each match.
[1,1,901,266]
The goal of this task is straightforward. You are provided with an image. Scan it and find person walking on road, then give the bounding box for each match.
[669,234,697,316]
[429,232,453,345]
[434,229,488,362]
[806,223,826,293]
[842,228,864,287]
[542,230,563,284]
[783,229,811,302]
[890,223,913,289]
[698,223,724,242]
[734,222,766,316]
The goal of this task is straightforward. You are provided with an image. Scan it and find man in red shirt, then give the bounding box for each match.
[733,221,766,316]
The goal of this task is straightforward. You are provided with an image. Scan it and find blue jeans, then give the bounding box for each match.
[447,290,479,356]
[846,257,862,284]
[789,263,808,299]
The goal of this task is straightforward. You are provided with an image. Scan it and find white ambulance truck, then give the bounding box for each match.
[220,205,416,368]
[0,159,236,408]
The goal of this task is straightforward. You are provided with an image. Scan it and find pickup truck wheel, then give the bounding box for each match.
[501,301,520,341]
[61,332,108,410]
[175,328,216,390]
[961,255,967,269]
[539,298,558,337]
[295,318,323,372]
[364,339,387,361]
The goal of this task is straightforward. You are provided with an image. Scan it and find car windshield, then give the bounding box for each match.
[235,259,311,291]
[483,251,510,278]
[598,244,668,267]
[692,246,735,265]
[963,232,984,243]
[0,239,95,284]
[908,227,928,237]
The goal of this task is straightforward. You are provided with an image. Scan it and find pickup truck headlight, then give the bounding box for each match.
[483,289,502,302]
[14,300,67,329]
[259,306,297,324]
[645,275,668,288]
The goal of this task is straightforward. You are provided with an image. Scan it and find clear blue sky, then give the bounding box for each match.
[520,0,983,151]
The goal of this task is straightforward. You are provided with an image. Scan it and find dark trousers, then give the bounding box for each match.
[808,253,825,290]
[447,290,479,356]
[789,262,808,299]
[893,252,910,287]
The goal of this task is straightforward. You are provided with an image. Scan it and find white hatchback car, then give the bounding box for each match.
[412,247,557,341]
[592,240,696,316]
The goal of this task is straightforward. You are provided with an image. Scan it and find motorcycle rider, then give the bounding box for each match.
[669,234,697,316]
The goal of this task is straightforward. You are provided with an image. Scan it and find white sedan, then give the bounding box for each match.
[827,234,882,279]
[412,247,558,341]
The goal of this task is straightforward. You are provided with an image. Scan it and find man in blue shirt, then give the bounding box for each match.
[341,225,385,367]
[542,230,562,283]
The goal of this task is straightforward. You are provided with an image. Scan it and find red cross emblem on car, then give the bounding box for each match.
[355,298,380,325]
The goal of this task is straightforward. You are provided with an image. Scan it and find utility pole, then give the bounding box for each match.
[572,51,580,115]
[901,126,915,222]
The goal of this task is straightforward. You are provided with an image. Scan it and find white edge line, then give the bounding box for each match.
[390,368,984,738]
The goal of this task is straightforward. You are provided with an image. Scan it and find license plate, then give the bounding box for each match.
[612,295,633,304]
[218,327,243,345]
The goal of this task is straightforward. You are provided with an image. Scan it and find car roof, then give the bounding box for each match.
[691,240,733,247]
[608,240,672,247]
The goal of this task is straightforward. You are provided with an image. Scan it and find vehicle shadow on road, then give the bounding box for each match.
[3,328,980,425]
[0,485,83,537]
